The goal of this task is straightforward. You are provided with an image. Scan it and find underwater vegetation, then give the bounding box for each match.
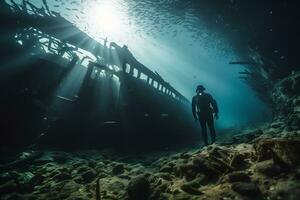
[0,0,300,200]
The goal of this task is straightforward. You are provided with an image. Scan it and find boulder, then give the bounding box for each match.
[127,175,151,200]
[255,160,281,177]
[231,182,260,197]
[29,174,45,185]
[112,164,124,175]
[53,172,71,181]
[176,163,197,181]
[193,157,219,177]
[160,165,173,173]
[180,153,192,159]
[254,138,300,167]
[271,181,300,200]
[226,171,251,183]
[193,155,233,178]
[81,169,97,183]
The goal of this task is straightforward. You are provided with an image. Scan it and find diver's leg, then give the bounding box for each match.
[199,115,208,146]
[207,114,216,143]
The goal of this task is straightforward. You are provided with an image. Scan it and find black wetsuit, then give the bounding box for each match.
[192,92,219,145]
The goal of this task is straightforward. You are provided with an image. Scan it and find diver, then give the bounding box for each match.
[192,85,219,146]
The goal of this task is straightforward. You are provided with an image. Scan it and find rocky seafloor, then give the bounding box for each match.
[1,72,299,200]
[1,126,300,200]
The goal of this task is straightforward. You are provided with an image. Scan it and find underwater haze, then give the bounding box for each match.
[7,0,271,129]
[2,1,300,200]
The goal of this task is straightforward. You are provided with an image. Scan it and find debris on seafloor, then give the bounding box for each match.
[1,71,299,200]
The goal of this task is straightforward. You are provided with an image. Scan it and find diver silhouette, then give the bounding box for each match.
[192,85,219,146]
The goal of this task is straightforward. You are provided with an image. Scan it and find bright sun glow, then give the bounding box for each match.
[87,2,127,42]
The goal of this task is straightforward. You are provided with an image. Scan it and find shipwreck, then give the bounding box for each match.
[0,1,198,148]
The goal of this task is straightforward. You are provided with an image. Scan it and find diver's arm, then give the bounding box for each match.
[211,97,219,120]
[192,96,197,119]
[211,99,219,114]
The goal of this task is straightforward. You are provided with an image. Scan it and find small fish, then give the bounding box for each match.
[103,121,118,124]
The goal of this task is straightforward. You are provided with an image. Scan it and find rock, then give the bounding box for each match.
[271,121,284,129]
[160,165,173,173]
[34,158,52,165]
[52,154,68,164]
[88,161,96,168]
[207,146,222,157]
[230,153,247,169]
[183,179,201,189]
[108,180,126,191]
[53,172,71,181]
[193,174,209,186]
[232,129,263,143]
[18,172,34,185]
[152,182,169,197]
[193,155,233,178]
[112,164,124,175]
[2,151,43,170]
[9,171,20,180]
[295,168,300,179]
[76,166,90,174]
[254,140,273,161]
[255,160,281,177]
[173,192,195,200]
[59,181,80,198]
[148,189,161,200]
[193,157,218,177]
[155,172,174,181]
[29,174,45,185]
[226,171,251,183]
[175,162,197,180]
[0,172,11,185]
[254,138,300,167]
[127,175,151,200]
[151,192,171,200]
[180,183,203,195]
[0,180,17,194]
[73,176,82,184]
[271,181,300,200]
[168,162,176,168]
[118,174,131,180]
[180,153,191,159]
[81,169,97,183]
[4,172,34,194]
[231,182,260,197]
[17,182,33,194]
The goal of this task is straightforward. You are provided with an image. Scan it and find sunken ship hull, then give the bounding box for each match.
[0,1,198,148]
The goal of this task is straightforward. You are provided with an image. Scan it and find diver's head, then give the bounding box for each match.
[196,85,206,94]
